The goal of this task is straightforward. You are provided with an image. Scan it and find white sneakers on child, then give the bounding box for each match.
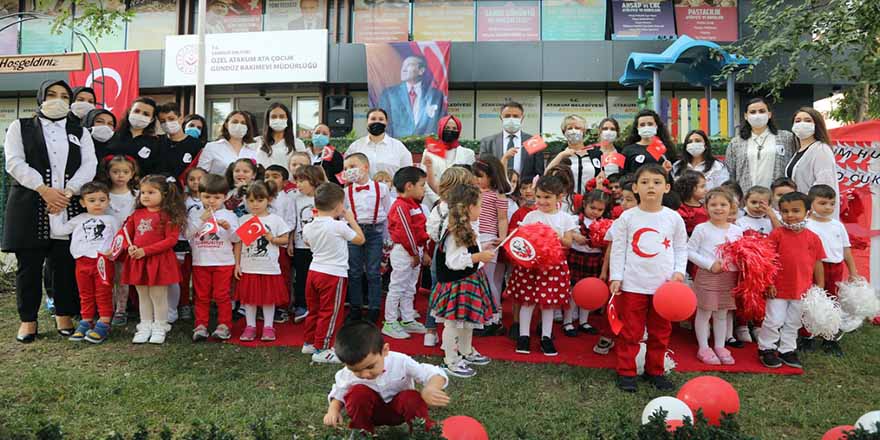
[132,321,152,344]
[149,322,169,344]
[382,321,411,339]
[399,320,427,334]
[302,343,316,354]
[735,325,753,343]
[312,348,341,364]
[423,332,438,347]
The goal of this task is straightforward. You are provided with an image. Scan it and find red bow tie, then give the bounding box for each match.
[355,185,371,192]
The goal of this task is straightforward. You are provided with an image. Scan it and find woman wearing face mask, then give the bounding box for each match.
[182,114,209,146]
[621,109,677,176]
[83,108,117,163]
[257,102,307,169]
[724,97,797,189]
[785,107,838,218]
[672,130,729,190]
[545,114,606,195]
[69,87,97,121]
[196,110,259,175]
[344,108,413,178]
[3,80,97,343]
[157,102,204,181]
[308,123,344,186]
[421,114,475,207]
[107,97,164,175]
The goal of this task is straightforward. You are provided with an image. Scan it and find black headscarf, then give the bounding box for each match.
[83,108,116,129]
[72,86,96,102]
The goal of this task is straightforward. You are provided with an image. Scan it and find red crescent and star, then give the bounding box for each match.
[632,227,671,258]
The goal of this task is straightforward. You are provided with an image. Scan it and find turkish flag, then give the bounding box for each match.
[602,152,626,169]
[322,145,335,162]
[607,296,623,335]
[424,137,446,159]
[647,137,667,161]
[69,50,140,123]
[523,136,548,155]
[236,215,265,246]
[97,254,110,286]
[197,212,219,239]
[108,222,130,262]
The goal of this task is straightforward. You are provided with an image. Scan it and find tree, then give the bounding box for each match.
[728,0,880,122]
[50,0,133,43]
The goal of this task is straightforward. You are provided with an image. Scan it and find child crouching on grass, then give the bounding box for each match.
[324,321,449,436]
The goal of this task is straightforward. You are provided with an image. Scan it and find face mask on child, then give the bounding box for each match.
[782,220,807,232]
[343,167,364,183]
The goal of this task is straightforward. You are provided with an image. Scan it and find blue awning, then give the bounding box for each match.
[618,35,751,87]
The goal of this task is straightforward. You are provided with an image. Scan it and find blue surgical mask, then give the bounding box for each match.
[312,134,330,148]
[185,126,202,139]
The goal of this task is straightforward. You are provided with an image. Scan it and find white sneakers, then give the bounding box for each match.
[132,321,152,344]
[149,322,168,344]
[423,332,438,347]
[302,343,316,355]
[312,348,341,364]
[399,320,427,334]
[382,321,411,339]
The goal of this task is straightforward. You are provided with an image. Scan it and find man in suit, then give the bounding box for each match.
[378,56,445,138]
[287,0,324,30]
[479,101,544,183]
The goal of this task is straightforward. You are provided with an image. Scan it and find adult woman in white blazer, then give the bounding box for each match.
[197,111,259,175]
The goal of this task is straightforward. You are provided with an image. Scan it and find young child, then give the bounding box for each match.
[564,190,609,336]
[373,171,394,195]
[607,173,624,205]
[805,184,859,357]
[673,170,709,236]
[770,177,797,210]
[171,166,207,324]
[506,169,521,221]
[736,186,776,235]
[757,191,825,370]
[225,158,263,217]
[473,156,511,336]
[123,175,185,345]
[101,155,139,326]
[383,166,430,339]
[288,151,311,189]
[302,183,365,363]
[342,153,392,323]
[688,188,743,365]
[289,165,327,324]
[609,164,687,392]
[51,182,120,343]
[265,164,296,322]
[506,175,577,357]
[187,174,239,341]
[429,184,495,377]
[324,321,449,435]
[233,181,291,342]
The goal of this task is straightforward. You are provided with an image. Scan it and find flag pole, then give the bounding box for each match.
[195,0,207,115]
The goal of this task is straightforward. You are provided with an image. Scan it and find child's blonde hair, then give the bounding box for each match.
[373,170,392,184]
[438,167,474,202]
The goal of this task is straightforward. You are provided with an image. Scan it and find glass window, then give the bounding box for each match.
[352,0,409,43]
[20,0,73,54]
[208,100,233,141]
[412,0,474,42]
[73,0,125,52]
[541,0,606,41]
[296,97,319,138]
[127,0,177,50]
[265,0,326,31]
[0,0,20,55]
[476,0,539,42]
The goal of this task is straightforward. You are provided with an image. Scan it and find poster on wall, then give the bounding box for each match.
[542,0,606,41]
[366,41,450,138]
[0,98,18,145]
[353,0,409,43]
[206,0,262,34]
[127,0,178,50]
[413,0,474,42]
[74,0,125,52]
[674,0,738,42]
[265,0,326,30]
[475,90,540,140]
[448,90,475,140]
[541,91,607,138]
[0,0,19,55]
[351,91,369,136]
[611,0,676,40]
[477,1,539,42]
[20,0,72,54]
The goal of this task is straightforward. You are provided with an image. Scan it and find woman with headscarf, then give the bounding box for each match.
[3,80,97,343]
[420,114,475,207]
[70,86,96,122]
[83,108,117,163]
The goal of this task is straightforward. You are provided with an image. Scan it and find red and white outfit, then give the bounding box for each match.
[328,351,448,433]
[51,213,119,320]
[236,213,291,305]
[122,209,181,286]
[757,227,825,354]
[505,210,575,308]
[806,218,851,296]
[187,208,239,329]
[270,187,297,306]
[344,179,392,225]
[302,216,358,350]
[687,222,743,311]
[108,190,137,315]
[386,197,429,323]
[478,189,508,323]
[609,207,688,377]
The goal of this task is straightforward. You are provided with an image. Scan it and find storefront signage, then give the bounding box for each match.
[675,0,738,42]
[541,91,607,138]
[611,0,676,40]
[0,53,84,74]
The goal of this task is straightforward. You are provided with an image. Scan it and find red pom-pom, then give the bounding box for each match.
[504,223,566,270]
[718,234,779,321]
[588,218,614,248]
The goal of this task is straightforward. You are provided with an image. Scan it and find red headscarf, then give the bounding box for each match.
[436,114,462,150]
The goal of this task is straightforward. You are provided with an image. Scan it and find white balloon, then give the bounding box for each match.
[641,396,693,425]
[855,410,880,433]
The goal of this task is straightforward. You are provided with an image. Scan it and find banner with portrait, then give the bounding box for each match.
[611,0,676,40]
[366,41,451,138]
[265,0,326,30]
[206,0,262,34]
[674,0,738,42]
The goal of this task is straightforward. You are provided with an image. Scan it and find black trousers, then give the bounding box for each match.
[15,240,79,322]
[291,248,313,310]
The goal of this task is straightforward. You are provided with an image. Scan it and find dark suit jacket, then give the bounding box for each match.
[479,131,545,182]
[378,81,444,138]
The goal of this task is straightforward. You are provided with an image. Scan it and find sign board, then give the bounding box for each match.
[541,91,607,139]
[0,53,84,74]
[475,90,540,139]
[163,30,328,86]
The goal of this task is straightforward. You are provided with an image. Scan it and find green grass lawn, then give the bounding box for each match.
[0,287,878,439]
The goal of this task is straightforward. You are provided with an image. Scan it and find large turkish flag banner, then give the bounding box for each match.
[69,50,140,124]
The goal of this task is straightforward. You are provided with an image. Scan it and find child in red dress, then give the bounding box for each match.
[673,170,709,236]
[124,175,186,345]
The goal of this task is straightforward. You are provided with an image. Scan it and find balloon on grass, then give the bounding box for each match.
[855,411,880,433]
[676,376,740,426]
[641,396,693,425]
[442,416,488,440]
[653,282,697,321]
[822,425,854,440]
[572,277,610,310]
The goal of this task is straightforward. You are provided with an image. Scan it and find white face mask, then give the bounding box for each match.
[638,125,657,139]
[792,122,815,140]
[128,113,152,129]
[228,122,248,138]
[162,120,181,135]
[564,129,584,145]
[604,164,620,175]
[747,113,769,129]
[90,125,114,142]
[269,119,288,132]
[686,142,706,157]
[502,117,522,134]
[342,167,364,183]
[600,130,618,142]
[70,101,95,119]
[40,99,70,119]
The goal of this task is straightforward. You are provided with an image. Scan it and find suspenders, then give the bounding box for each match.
[347,180,381,225]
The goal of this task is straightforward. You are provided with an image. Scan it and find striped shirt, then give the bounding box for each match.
[478,189,507,240]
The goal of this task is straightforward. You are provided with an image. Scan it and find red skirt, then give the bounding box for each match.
[123,250,181,286]
[235,273,288,305]
[567,250,603,284]
[504,262,571,308]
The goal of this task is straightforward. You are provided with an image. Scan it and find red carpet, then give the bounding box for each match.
[228,290,803,376]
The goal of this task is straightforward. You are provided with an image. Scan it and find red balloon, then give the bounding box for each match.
[676,376,740,426]
[822,425,855,440]
[666,419,685,432]
[653,281,697,321]
[442,416,488,440]
[572,277,610,310]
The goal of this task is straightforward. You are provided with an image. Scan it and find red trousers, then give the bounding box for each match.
[304,270,347,349]
[75,257,114,319]
[823,261,846,296]
[616,292,671,377]
[192,265,234,328]
[179,254,193,306]
[345,385,431,433]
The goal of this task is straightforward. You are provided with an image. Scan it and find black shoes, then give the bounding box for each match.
[779,351,803,369]
[725,337,744,349]
[759,349,783,368]
[562,325,578,337]
[507,323,519,340]
[797,336,816,352]
[617,375,637,393]
[822,340,844,357]
[515,336,530,354]
[474,322,504,337]
[642,373,675,391]
[540,336,558,356]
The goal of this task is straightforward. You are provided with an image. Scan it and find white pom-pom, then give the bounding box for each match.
[839,313,864,334]
[801,286,842,340]
[636,342,676,375]
[837,278,880,319]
